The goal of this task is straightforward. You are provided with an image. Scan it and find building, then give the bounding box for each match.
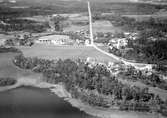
[85,39,91,46]
[36,35,72,45]
[0,39,6,45]
[124,32,139,41]
[108,38,128,49]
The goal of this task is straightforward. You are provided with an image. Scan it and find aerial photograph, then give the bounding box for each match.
[0,0,167,118]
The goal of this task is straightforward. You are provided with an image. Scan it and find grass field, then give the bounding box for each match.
[0,52,40,79]
[0,53,22,78]
[17,44,118,63]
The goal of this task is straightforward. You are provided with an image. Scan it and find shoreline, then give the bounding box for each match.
[0,78,164,118]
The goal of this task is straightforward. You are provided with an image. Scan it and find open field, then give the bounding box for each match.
[64,20,122,33]
[0,52,40,79]
[0,53,22,78]
[17,44,118,63]
[92,20,122,33]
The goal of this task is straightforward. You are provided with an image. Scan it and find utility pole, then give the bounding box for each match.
[88,1,94,46]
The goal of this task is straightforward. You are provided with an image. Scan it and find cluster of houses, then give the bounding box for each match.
[108,32,139,50]
[75,29,90,39]
[36,32,92,46]
[108,38,128,50]
[70,30,92,46]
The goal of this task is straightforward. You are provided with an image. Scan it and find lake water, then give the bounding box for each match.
[0,87,96,118]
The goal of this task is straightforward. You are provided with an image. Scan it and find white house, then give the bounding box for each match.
[0,39,6,45]
[85,39,91,46]
[117,38,128,49]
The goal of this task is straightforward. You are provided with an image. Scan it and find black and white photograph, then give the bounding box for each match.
[0,0,167,118]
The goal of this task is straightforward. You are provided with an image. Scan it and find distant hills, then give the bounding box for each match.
[1,0,167,4]
[2,0,167,4]
[0,0,16,3]
[1,0,167,7]
[0,0,134,4]
[130,0,167,4]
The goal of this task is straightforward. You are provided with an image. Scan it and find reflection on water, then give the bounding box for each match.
[0,87,96,118]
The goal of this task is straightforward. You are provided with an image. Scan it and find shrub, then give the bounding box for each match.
[0,77,17,86]
[0,46,21,53]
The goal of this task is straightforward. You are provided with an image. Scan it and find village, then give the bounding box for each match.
[0,0,167,118]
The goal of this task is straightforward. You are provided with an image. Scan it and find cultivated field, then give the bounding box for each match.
[17,44,118,63]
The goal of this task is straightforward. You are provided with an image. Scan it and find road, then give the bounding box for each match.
[87,1,153,70]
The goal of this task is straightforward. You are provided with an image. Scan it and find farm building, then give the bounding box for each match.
[36,35,73,45]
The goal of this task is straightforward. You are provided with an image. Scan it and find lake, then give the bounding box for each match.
[0,87,96,118]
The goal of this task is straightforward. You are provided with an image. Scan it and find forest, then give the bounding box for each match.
[13,54,167,116]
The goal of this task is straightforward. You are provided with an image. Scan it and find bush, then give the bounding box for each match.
[0,46,21,53]
[0,77,17,86]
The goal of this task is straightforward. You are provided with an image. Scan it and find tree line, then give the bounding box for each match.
[0,46,21,53]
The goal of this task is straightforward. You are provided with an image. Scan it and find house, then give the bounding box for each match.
[124,32,130,36]
[108,38,128,49]
[36,35,72,45]
[0,39,6,45]
[86,57,97,67]
[117,38,128,49]
[85,39,91,46]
